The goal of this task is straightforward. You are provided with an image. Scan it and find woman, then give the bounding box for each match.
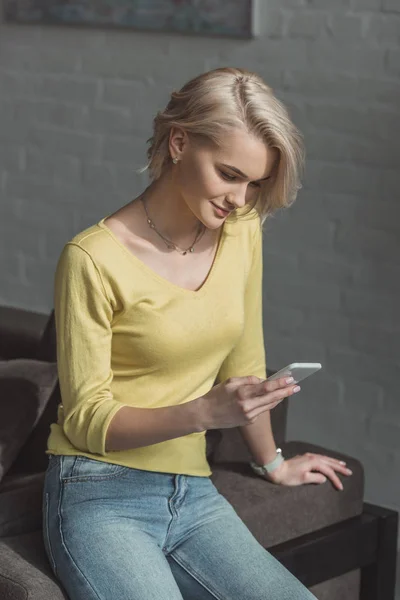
[43,67,351,600]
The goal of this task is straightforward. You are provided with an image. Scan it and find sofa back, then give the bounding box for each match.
[1,306,287,476]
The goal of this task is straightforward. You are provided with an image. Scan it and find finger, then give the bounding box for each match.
[311,454,352,476]
[304,471,327,485]
[307,452,347,467]
[250,398,283,419]
[251,376,297,396]
[322,459,352,476]
[246,385,303,420]
[251,384,301,408]
[232,376,262,386]
[311,463,344,491]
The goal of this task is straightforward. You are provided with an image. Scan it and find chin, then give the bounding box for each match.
[204,216,225,231]
[192,199,229,231]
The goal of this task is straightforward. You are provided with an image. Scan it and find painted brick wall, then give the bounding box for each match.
[1,0,399,567]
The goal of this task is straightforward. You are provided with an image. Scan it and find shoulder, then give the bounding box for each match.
[58,219,114,268]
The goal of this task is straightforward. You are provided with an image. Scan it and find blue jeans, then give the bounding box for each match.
[43,455,316,600]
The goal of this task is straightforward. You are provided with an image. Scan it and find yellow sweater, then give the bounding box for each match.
[47,208,267,477]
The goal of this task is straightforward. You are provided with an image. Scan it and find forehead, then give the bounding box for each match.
[212,129,276,180]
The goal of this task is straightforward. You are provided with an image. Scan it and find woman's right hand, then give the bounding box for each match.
[197,376,301,430]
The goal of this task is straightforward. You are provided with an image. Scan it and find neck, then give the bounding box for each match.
[139,171,205,246]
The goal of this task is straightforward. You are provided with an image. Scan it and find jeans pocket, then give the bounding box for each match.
[62,456,128,484]
[43,493,57,576]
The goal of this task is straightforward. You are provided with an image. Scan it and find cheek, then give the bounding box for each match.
[180,162,221,199]
[179,161,203,191]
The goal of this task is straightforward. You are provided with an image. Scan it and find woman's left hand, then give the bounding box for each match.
[263,452,353,491]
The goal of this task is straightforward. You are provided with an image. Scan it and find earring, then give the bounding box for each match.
[172,157,179,164]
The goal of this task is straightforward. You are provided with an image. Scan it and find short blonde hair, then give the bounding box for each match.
[144,67,305,225]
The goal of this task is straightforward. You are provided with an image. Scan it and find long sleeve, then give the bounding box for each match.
[216,217,267,383]
[54,243,126,455]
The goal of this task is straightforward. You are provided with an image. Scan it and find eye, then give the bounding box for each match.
[219,170,236,182]
[219,170,261,187]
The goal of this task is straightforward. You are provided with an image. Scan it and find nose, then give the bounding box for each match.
[227,185,247,210]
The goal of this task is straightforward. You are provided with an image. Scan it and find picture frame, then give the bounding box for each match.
[4,0,259,39]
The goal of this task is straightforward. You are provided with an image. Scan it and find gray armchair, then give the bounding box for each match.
[0,306,397,599]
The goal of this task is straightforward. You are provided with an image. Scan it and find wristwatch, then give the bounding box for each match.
[249,448,284,477]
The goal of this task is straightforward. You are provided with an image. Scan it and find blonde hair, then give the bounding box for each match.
[143,67,305,225]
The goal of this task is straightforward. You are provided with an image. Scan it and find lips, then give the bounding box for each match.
[211,202,231,214]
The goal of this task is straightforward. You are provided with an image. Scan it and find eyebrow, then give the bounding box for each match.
[220,163,271,181]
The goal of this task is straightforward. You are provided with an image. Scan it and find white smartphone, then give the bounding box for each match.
[267,362,322,385]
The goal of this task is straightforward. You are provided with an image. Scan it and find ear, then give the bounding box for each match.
[168,126,188,161]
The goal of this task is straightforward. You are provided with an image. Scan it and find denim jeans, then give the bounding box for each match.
[43,455,316,600]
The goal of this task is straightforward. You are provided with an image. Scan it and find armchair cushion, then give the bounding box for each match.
[0,360,58,483]
[0,531,68,600]
[210,440,364,548]
[0,472,44,538]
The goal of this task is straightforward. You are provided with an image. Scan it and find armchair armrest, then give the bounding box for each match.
[0,306,49,360]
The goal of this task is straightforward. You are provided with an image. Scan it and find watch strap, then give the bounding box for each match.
[250,448,284,476]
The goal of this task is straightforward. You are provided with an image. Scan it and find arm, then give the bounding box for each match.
[216,215,278,463]
[54,243,127,455]
[239,411,278,465]
[231,224,350,490]
[105,403,204,452]
[55,243,207,456]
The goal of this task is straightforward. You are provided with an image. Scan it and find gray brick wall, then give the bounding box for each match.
[0,0,399,572]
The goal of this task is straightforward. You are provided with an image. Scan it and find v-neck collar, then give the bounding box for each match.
[97,217,226,297]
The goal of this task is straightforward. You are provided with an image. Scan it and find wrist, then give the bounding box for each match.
[262,460,286,484]
[189,396,209,433]
[252,449,280,466]
[250,448,285,479]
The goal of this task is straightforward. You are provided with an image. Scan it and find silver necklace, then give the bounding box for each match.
[141,194,206,255]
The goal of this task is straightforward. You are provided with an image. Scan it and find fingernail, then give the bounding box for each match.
[340,461,346,465]
[293,386,301,393]
[346,469,352,474]
[286,377,294,384]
